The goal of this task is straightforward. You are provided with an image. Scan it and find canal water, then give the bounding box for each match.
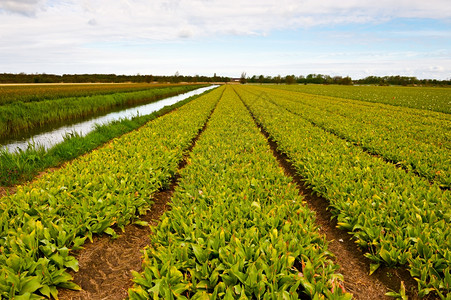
[2,85,218,152]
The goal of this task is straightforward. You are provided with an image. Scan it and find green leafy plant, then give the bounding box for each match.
[235,84,451,298]
[129,87,350,299]
[0,86,223,299]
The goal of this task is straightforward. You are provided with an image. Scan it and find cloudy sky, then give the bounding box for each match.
[0,0,450,79]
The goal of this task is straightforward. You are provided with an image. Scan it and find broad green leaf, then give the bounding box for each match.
[19,277,42,295]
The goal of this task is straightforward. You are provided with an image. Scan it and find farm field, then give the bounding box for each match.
[0,86,224,299]
[0,84,449,299]
[129,87,349,299]
[0,83,191,105]
[268,84,451,114]
[250,85,450,188]
[0,88,216,187]
[0,84,205,140]
[234,85,450,298]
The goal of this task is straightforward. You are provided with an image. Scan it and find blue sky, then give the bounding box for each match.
[0,0,450,79]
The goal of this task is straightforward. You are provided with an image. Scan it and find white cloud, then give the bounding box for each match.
[2,0,450,40]
[0,0,44,16]
[0,0,450,78]
[87,18,97,26]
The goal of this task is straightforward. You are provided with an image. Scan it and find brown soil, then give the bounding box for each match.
[58,90,221,300]
[262,125,430,299]
[58,184,174,300]
[269,97,448,191]
[0,186,15,198]
[0,167,60,198]
[230,87,429,299]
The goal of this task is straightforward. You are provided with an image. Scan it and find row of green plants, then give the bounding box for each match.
[129,86,350,299]
[0,86,223,299]
[0,84,205,139]
[263,85,449,146]
[234,86,451,299]
[0,89,215,187]
[266,84,451,114]
[0,83,183,105]
[248,86,450,188]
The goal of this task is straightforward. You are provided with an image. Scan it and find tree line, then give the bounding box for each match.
[0,73,231,84]
[245,74,451,86]
[0,73,449,86]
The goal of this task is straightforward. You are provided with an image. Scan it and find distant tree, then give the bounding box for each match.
[240,72,247,84]
[285,75,296,84]
[340,76,353,85]
[296,75,305,84]
[379,79,389,86]
[1,72,447,86]
[171,71,181,83]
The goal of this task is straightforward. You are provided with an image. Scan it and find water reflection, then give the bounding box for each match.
[2,85,218,152]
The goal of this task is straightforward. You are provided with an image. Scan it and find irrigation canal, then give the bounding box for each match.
[1,85,218,152]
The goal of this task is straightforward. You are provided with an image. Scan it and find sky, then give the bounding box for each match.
[0,0,450,79]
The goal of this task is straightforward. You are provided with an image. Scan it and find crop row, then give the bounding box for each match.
[129,86,350,299]
[0,84,204,139]
[0,86,223,299]
[267,84,451,114]
[234,85,451,298]
[0,88,217,187]
[246,86,450,188]
[263,86,449,147]
[0,83,185,106]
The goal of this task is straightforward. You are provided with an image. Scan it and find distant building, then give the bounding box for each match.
[229,78,241,84]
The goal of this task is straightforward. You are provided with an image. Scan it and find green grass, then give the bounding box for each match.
[0,83,184,105]
[0,84,205,139]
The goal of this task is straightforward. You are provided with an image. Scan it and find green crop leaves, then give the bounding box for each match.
[0,86,223,299]
[251,85,450,188]
[235,85,451,298]
[130,87,349,299]
[268,84,451,114]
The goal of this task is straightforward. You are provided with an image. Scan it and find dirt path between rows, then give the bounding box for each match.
[52,85,428,299]
[58,90,222,300]
[265,136,421,299]
[58,185,174,300]
[262,93,448,191]
[232,87,428,300]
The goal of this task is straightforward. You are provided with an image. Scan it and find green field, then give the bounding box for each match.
[270,84,451,113]
[0,84,204,139]
[235,85,450,298]
[0,83,186,105]
[0,84,449,299]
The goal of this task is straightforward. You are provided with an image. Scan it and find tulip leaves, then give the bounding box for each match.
[0,86,223,299]
[130,87,349,299]
[236,85,450,298]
